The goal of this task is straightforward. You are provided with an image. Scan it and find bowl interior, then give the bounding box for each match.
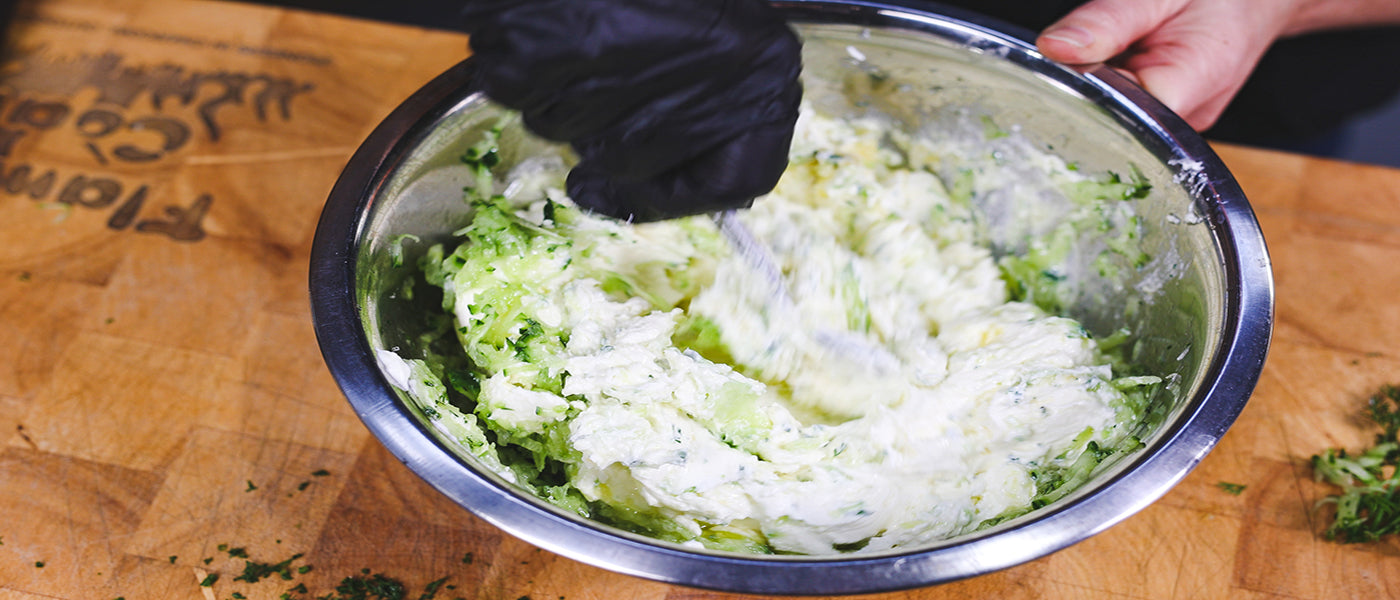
[317,3,1267,592]
[362,22,1221,477]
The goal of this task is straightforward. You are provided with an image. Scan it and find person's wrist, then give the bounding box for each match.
[1282,0,1400,37]
[1283,0,1345,35]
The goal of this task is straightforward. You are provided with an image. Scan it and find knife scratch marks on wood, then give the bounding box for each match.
[183,148,356,165]
[16,423,38,450]
[1267,386,1320,532]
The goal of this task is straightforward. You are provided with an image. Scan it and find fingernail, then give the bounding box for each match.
[1042,25,1094,49]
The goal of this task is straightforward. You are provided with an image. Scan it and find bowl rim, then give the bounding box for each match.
[309,0,1274,594]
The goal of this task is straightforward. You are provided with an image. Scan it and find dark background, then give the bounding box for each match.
[250,1,1400,168]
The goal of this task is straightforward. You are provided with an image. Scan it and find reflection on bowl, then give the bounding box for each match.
[310,0,1272,594]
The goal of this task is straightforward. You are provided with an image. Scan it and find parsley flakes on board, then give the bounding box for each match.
[1312,384,1400,543]
[114,543,475,600]
[1215,481,1247,495]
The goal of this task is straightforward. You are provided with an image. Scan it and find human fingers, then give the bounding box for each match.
[1036,0,1190,64]
[1039,0,1297,130]
[1097,63,1232,129]
[566,21,801,182]
[567,121,796,223]
[1111,0,1295,130]
[1125,53,1241,130]
[463,0,803,220]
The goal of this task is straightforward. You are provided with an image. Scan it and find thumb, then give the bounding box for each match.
[1037,0,1189,64]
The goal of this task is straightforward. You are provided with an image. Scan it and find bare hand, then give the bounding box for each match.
[1037,0,1300,130]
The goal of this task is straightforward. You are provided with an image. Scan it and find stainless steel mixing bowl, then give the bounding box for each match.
[310,0,1273,594]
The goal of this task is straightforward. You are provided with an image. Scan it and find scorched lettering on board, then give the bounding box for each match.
[0,40,318,242]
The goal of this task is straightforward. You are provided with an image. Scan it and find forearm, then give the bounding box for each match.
[1283,0,1400,36]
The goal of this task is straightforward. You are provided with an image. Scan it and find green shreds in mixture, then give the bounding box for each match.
[377,107,1164,555]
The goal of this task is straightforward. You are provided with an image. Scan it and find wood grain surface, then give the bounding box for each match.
[2,1,1398,599]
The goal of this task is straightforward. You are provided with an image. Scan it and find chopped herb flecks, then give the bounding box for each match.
[418,576,450,600]
[1313,384,1400,543]
[112,543,460,600]
[326,571,406,600]
[233,553,305,584]
[1216,481,1247,495]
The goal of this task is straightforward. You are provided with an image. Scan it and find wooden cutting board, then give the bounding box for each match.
[1,0,1398,598]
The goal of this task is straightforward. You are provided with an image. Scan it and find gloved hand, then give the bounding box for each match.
[461,0,803,222]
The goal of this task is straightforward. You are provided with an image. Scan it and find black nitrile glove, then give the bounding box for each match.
[461,0,802,222]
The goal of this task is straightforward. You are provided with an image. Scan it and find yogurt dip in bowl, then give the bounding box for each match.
[311,1,1272,593]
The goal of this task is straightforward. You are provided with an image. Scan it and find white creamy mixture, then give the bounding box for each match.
[382,105,1155,555]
